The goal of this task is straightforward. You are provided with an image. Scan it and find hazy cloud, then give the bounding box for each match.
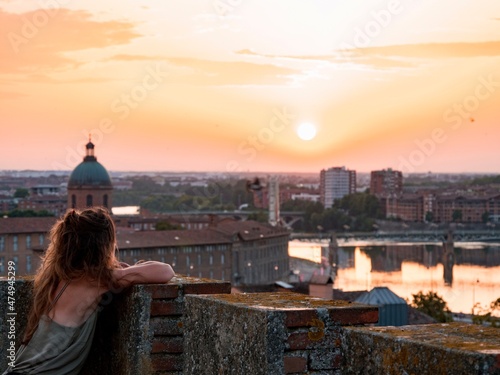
[0,8,141,74]
[0,91,27,100]
[342,41,500,58]
[235,49,414,70]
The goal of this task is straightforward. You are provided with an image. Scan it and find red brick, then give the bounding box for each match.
[288,332,319,350]
[284,356,307,373]
[152,336,183,354]
[285,310,319,328]
[151,300,184,316]
[151,353,183,372]
[144,284,179,299]
[332,353,343,368]
[328,307,378,325]
[182,282,231,295]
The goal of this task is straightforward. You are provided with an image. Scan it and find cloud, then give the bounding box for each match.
[340,41,500,59]
[165,57,300,86]
[106,54,165,61]
[104,53,299,85]
[235,49,414,70]
[0,91,27,100]
[0,8,141,74]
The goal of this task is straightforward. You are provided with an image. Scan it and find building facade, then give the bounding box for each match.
[320,167,356,208]
[0,217,56,275]
[384,193,500,223]
[370,169,403,197]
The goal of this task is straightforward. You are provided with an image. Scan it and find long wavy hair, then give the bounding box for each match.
[23,207,119,343]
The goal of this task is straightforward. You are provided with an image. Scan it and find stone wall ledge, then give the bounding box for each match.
[342,322,500,375]
[183,292,379,375]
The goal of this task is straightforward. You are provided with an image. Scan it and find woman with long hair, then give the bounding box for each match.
[3,207,175,375]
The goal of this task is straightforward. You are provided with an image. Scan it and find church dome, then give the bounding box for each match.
[67,140,112,188]
[68,161,112,187]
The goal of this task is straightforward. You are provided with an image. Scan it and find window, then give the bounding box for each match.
[172,256,177,267]
[12,256,18,270]
[26,235,31,249]
[221,270,225,281]
[0,236,4,252]
[26,255,32,274]
[103,194,108,208]
[0,257,4,273]
[86,194,93,207]
[198,254,201,265]
[209,255,213,265]
[221,254,225,265]
[13,236,18,252]
[39,234,44,246]
[71,194,76,208]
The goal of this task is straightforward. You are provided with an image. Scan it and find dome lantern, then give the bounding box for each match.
[84,134,96,162]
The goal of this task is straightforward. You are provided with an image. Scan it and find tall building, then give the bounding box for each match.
[320,167,356,208]
[67,138,113,210]
[370,169,403,197]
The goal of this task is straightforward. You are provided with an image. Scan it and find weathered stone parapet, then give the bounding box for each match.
[341,323,500,375]
[183,292,378,374]
[0,276,231,375]
[3,278,499,374]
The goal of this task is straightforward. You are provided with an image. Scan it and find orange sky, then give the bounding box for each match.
[1,1,500,174]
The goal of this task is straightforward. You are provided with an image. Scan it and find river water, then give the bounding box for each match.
[289,240,500,315]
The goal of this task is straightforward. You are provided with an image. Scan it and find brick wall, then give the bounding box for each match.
[183,292,378,374]
[0,276,231,375]
[2,279,499,374]
[145,278,231,374]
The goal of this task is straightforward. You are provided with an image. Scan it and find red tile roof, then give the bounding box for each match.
[213,219,290,241]
[117,229,231,249]
[0,217,57,235]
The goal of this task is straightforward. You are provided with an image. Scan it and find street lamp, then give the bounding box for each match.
[472,279,479,315]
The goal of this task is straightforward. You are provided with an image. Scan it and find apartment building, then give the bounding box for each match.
[320,167,356,208]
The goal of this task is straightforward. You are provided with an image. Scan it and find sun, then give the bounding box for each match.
[297,122,317,141]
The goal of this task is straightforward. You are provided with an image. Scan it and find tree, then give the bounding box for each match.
[155,221,182,231]
[411,291,453,323]
[14,188,29,198]
[247,210,268,223]
[482,211,490,224]
[425,211,434,223]
[452,209,462,223]
[472,297,500,327]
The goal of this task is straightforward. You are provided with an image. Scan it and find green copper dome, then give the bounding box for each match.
[68,160,112,187]
[67,140,112,187]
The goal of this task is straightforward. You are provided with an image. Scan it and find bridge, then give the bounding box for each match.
[290,229,500,243]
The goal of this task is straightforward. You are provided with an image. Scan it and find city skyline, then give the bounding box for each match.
[1,1,500,174]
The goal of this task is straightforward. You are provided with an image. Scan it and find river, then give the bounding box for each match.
[288,240,500,315]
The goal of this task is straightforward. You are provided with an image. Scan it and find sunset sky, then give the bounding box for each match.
[1,0,499,174]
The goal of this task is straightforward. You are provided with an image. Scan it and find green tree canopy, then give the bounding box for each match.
[411,291,453,323]
[14,188,29,198]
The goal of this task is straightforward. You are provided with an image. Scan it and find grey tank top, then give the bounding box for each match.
[2,282,99,375]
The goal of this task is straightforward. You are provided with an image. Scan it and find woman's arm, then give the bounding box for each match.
[113,261,175,287]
